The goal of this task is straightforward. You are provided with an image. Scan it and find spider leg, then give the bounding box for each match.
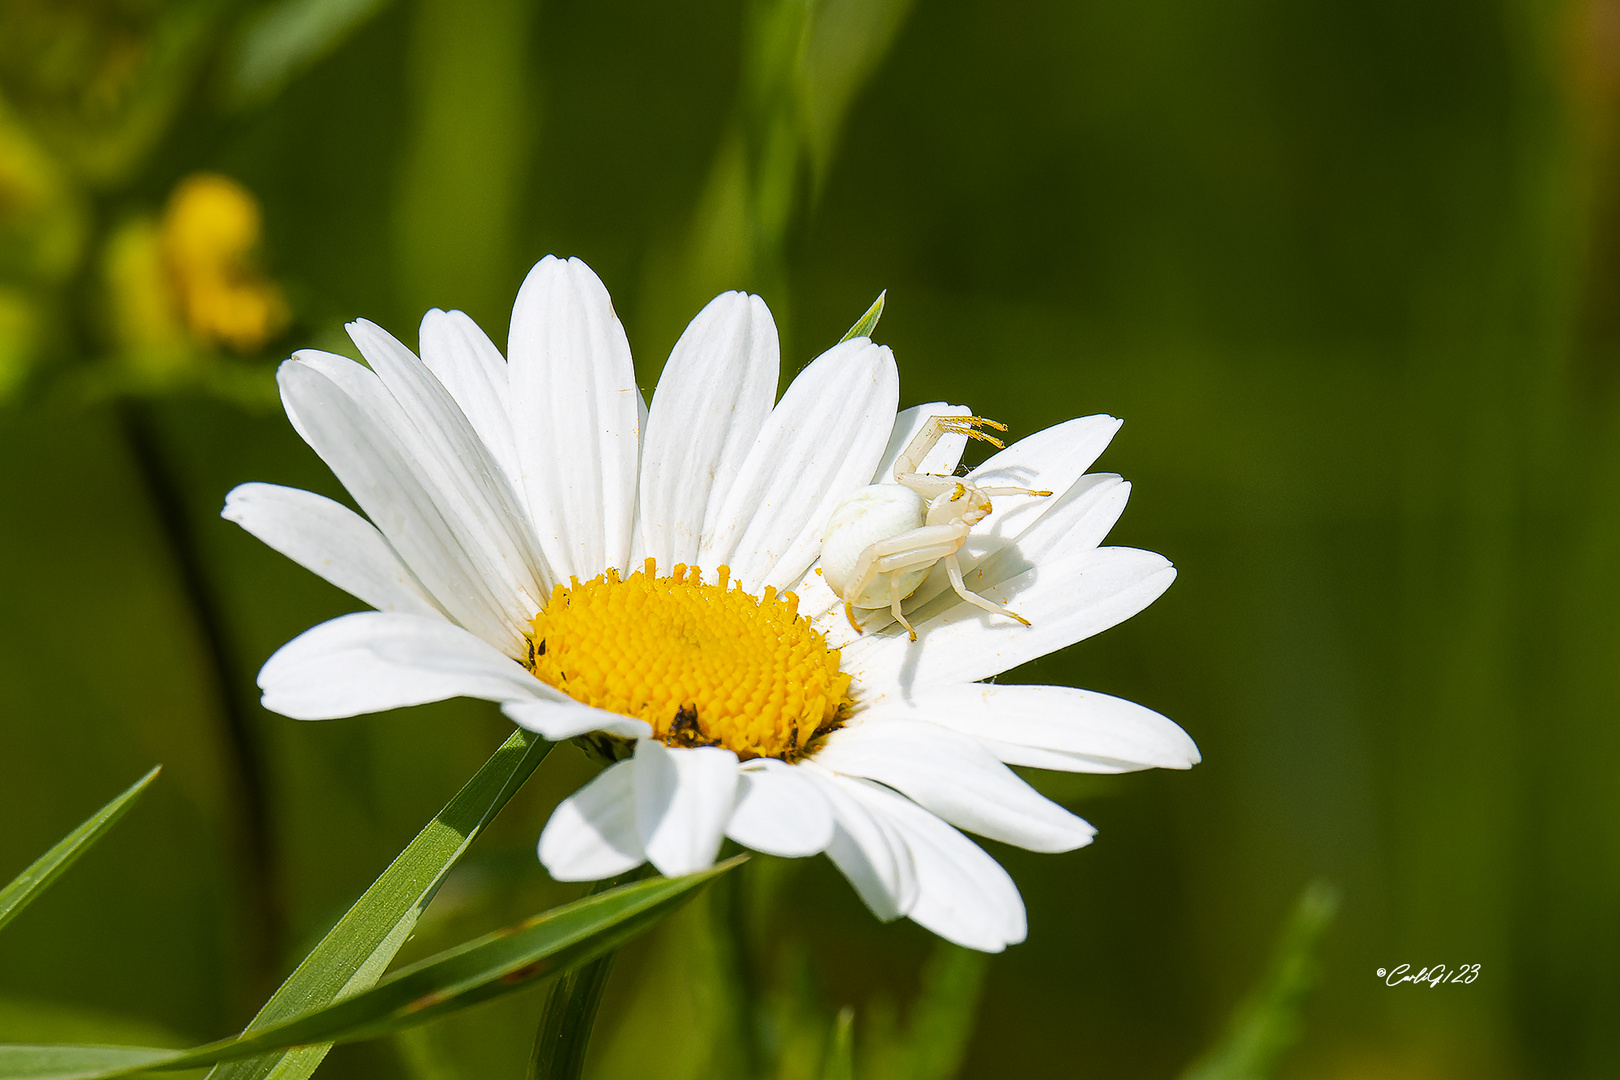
[894,415,1009,478]
[888,574,918,641]
[977,485,1053,497]
[945,553,1030,627]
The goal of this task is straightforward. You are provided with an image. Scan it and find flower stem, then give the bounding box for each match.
[527,870,647,1080]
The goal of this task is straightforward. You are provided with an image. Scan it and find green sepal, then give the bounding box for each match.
[838,292,887,343]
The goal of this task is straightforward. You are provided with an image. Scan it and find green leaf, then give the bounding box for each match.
[0,1048,174,1080]
[838,292,886,344]
[0,766,160,935]
[820,1008,855,1080]
[0,859,745,1080]
[0,999,201,1080]
[1177,881,1340,1080]
[225,0,395,108]
[207,727,552,1080]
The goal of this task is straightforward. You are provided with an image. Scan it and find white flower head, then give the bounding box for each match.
[226,255,1199,953]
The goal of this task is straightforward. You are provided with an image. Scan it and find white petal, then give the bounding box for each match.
[222,482,442,617]
[508,256,641,581]
[848,546,1175,692]
[418,308,522,490]
[259,612,558,720]
[346,320,549,603]
[958,415,1122,558]
[501,699,653,741]
[802,767,917,921]
[724,760,834,857]
[812,719,1093,852]
[872,403,972,482]
[277,355,522,652]
[632,741,740,877]
[700,339,899,593]
[869,682,1199,772]
[628,386,650,570]
[853,781,1027,952]
[951,475,1130,600]
[539,760,646,881]
[640,292,779,569]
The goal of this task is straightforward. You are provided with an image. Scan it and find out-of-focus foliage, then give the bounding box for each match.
[1180,883,1340,1080]
[2,0,1617,1077]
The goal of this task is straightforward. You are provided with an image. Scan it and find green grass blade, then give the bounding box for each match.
[838,292,887,343]
[0,1048,173,1080]
[225,0,394,108]
[208,728,553,1080]
[902,943,989,1080]
[1177,881,1341,1080]
[0,767,161,935]
[0,859,745,1080]
[820,1008,855,1080]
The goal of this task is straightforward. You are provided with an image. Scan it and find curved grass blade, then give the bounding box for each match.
[821,1008,855,1080]
[0,767,161,935]
[0,859,745,1080]
[226,0,394,108]
[838,292,886,344]
[1177,880,1340,1080]
[209,728,553,1080]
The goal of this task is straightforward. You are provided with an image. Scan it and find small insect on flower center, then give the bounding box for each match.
[523,558,852,762]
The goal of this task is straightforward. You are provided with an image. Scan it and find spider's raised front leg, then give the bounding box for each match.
[893,414,1008,480]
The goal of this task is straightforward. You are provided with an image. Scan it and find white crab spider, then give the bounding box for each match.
[821,415,1051,641]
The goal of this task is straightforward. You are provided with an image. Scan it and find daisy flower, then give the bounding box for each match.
[225,256,1198,952]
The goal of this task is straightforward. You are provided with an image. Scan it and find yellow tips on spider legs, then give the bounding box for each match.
[939,415,1009,450]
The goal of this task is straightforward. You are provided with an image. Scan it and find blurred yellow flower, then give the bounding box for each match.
[160,173,287,353]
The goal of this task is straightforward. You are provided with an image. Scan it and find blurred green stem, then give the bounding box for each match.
[116,400,281,989]
[1178,881,1340,1080]
[528,868,651,1080]
[714,858,766,1079]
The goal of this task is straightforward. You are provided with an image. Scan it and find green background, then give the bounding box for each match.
[2,0,1616,1076]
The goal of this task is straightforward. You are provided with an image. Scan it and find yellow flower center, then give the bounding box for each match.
[524,558,852,761]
